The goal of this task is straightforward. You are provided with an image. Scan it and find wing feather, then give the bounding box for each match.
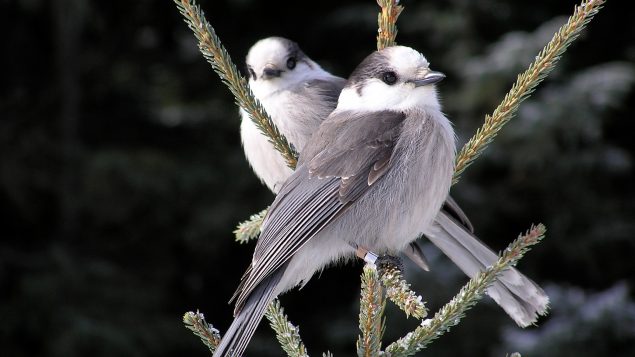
[233,110,408,310]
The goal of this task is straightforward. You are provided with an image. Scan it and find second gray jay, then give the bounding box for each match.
[241,36,345,193]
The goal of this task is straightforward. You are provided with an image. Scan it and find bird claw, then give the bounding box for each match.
[375,254,404,273]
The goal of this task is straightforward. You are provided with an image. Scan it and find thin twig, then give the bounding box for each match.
[357,265,386,357]
[376,0,404,50]
[265,299,310,357]
[452,0,606,184]
[377,259,427,319]
[384,224,547,356]
[234,208,268,243]
[183,310,221,354]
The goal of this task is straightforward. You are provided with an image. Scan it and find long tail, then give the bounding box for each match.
[425,211,549,327]
[214,270,284,357]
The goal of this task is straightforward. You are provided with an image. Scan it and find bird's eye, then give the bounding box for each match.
[247,66,256,80]
[382,71,398,85]
[286,57,297,70]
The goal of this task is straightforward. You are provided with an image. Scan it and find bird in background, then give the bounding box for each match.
[217,45,549,357]
[240,36,345,194]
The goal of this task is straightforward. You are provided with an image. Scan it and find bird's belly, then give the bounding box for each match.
[240,111,292,193]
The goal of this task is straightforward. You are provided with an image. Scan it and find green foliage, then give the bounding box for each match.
[384,225,547,356]
[264,300,310,357]
[234,208,268,243]
[183,311,221,353]
[377,260,427,319]
[376,0,403,50]
[356,265,386,357]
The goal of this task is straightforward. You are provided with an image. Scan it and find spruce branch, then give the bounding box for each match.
[234,208,268,243]
[384,224,547,356]
[377,258,427,319]
[376,0,404,50]
[357,264,386,357]
[183,310,221,354]
[173,0,298,169]
[452,0,606,184]
[265,299,310,357]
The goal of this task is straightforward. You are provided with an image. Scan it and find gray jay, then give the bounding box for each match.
[236,37,548,330]
[240,37,471,270]
[240,36,345,193]
[217,46,548,357]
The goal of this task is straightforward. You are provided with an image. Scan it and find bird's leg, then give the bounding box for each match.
[349,243,379,264]
[349,242,405,271]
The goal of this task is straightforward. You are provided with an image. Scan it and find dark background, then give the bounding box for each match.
[2,0,635,356]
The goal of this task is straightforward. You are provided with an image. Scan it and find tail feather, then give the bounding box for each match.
[214,270,283,357]
[425,211,549,327]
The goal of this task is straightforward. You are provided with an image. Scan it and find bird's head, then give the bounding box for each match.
[245,37,322,97]
[337,46,445,112]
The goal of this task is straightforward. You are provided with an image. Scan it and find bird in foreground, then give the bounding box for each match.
[238,37,548,321]
[239,36,473,270]
[216,45,547,357]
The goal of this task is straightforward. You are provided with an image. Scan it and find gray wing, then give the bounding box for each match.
[233,110,407,310]
[303,77,346,109]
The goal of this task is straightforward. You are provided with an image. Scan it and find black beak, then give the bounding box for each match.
[262,66,283,79]
[409,71,445,87]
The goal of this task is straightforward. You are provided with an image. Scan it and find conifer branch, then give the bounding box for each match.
[265,299,310,357]
[384,224,547,356]
[357,265,386,357]
[173,0,298,169]
[377,259,427,319]
[452,0,606,184]
[183,310,221,354]
[376,0,404,50]
[234,208,268,243]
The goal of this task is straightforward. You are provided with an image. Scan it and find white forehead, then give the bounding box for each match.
[246,37,290,67]
[384,46,430,72]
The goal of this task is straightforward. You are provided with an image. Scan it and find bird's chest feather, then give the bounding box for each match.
[357,115,455,252]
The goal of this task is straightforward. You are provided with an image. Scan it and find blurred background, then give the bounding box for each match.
[2,0,634,356]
